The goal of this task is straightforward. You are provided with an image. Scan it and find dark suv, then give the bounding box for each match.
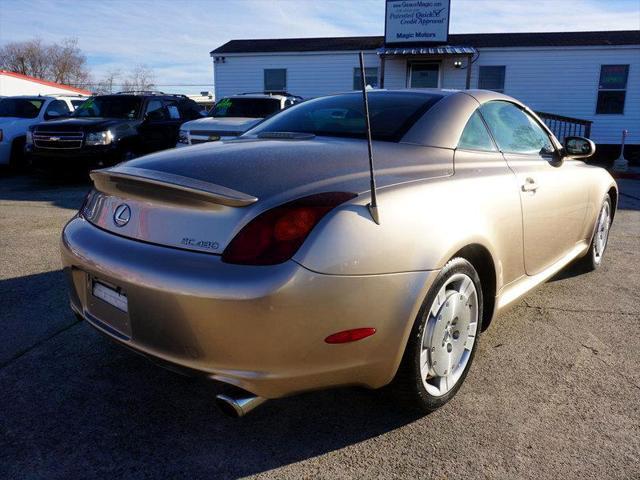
[26,91,203,171]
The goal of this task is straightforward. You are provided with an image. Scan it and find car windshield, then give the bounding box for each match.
[248,92,443,142]
[72,95,142,119]
[210,97,281,118]
[71,99,87,108]
[0,98,45,118]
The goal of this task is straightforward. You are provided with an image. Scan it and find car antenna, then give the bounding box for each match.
[358,51,380,225]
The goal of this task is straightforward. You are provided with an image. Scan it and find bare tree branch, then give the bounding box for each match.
[121,64,156,92]
[0,37,90,88]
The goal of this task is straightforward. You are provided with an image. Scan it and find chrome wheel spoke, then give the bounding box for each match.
[459,275,474,299]
[468,320,478,337]
[420,349,429,371]
[430,287,446,317]
[464,333,475,351]
[438,374,449,395]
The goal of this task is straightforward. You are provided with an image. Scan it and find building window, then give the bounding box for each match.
[596,65,628,115]
[353,67,378,90]
[264,69,287,92]
[478,66,505,93]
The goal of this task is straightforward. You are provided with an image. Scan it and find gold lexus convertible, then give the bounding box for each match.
[61,90,617,417]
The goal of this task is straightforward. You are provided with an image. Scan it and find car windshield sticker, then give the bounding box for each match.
[215,98,232,114]
[79,98,95,111]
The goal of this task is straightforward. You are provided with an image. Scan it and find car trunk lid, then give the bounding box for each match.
[83,137,452,254]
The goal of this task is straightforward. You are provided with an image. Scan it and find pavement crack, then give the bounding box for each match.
[580,343,599,355]
[517,303,639,317]
[0,318,81,370]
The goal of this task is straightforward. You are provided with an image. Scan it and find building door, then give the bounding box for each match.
[409,63,439,88]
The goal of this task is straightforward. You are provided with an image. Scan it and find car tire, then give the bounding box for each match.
[392,257,483,413]
[576,194,612,272]
[9,136,27,172]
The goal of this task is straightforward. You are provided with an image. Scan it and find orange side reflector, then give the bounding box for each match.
[324,328,376,344]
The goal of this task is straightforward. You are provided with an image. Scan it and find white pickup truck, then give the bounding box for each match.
[0,94,87,168]
[176,92,301,147]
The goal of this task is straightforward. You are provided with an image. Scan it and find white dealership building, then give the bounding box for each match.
[0,70,91,97]
[210,29,639,159]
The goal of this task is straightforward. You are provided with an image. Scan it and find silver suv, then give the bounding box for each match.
[177,92,301,147]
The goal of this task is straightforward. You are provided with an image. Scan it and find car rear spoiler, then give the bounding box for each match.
[90,166,258,207]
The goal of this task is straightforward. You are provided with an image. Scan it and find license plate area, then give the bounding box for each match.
[93,281,128,312]
[86,277,132,339]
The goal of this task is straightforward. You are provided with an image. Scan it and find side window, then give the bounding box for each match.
[163,100,181,120]
[480,101,554,155]
[458,111,496,151]
[44,100,71,120]
[178,99,203,119]
[145,99,167,121]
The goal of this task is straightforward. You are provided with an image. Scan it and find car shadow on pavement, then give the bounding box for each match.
[0,270,423,479]
[0,172,90,211]
[0,270,80,367]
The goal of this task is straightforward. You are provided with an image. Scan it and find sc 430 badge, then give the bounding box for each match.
[180,238,220,250]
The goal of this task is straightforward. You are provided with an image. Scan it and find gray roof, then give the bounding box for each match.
[211,30,639,54]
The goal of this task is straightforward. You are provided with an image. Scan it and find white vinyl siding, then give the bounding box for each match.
[214,51,379,100]
[465,46,639,144]
[213,44,639,144]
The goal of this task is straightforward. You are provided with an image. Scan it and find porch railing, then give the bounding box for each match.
[535,111,593,141]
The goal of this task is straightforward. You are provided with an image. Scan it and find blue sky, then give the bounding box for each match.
[1,0,638,93]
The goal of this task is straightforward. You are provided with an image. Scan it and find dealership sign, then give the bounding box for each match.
[385,0,451,44]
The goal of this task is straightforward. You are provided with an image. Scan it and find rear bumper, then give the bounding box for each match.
[61,217,436,398]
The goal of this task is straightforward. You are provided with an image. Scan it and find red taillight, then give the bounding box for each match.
[325,328,377,344]
[222,192,356,265]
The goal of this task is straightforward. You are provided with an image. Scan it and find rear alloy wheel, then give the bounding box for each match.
[393,258,483,412]
[578,194,611,272]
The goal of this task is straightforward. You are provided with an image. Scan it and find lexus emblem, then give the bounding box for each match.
[113,204,131,227]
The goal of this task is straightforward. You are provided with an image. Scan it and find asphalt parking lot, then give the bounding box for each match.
[1,171,639,479]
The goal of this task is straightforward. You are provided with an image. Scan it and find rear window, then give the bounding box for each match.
[0,98,45,118]
[210,97,281,118]
[72,95,142,119]
[247,92,442,142]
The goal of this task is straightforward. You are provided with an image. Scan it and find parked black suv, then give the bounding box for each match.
[26,91,203,171]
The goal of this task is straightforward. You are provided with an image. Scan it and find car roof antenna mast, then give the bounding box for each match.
[359,51,380,225]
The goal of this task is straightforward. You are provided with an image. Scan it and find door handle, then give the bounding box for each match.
[521,178,539,192]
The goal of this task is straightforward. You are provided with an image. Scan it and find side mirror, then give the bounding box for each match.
[563,136,595,160]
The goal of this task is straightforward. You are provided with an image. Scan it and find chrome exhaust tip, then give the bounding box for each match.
[215,393,266,418]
